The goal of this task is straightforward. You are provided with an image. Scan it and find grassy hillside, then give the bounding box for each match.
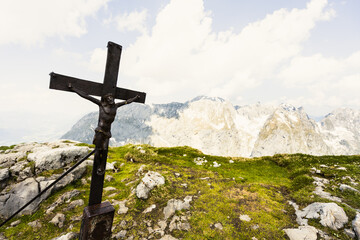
[1,144,359,239]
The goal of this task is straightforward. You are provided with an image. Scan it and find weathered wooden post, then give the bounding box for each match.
[49,41,146,239]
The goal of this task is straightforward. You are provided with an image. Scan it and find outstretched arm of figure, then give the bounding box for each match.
[68,83,101,105]
[115,95,140,108]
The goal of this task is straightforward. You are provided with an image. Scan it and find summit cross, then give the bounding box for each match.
[49,41,146,239]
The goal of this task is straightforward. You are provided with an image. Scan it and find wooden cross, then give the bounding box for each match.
[49,41,146,239]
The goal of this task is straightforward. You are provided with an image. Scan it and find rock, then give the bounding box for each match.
[340,184,360,193]
[353,212,360,239]
[113,200,128,214]
[299,202,348,230]
[239,214,252,222]
[284,226,318,240]
[114,230,127,239]
[46,190,80,214]
[10,220,21,227]
[143,204,156,214]
[163,196,192,220]
[104,186,117,192]
[337,166,347,171]
[0,168,10,182]
[106,161,115,170]
[229,160,234,163]
[28,146,89,173]
[136,171,165,199]
[212,161,221,167]
[65,199,84,211]
[28,220,42,228]
[313,177,342,202]
[105,175,114,182]
[214,222,223,230]
[0,151,26,168]
[51,232,78,240]
[0,177,41,218]
[194,157,207,165]
[50,213,66,228]
[344,228,356,239]
[169,216,190,231]
[159,235,178,240]
[288,201,308,226]
[174,173,181,177]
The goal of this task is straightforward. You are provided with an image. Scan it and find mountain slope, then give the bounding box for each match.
[62,96,360,157]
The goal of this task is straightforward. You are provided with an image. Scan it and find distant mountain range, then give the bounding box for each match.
[62,96,360,157]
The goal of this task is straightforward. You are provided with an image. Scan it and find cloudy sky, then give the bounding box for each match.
[0,0,359,145]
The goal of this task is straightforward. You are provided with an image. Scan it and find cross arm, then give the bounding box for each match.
[49,72,146,103]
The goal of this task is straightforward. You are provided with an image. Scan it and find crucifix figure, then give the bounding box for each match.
[49,41,146,239]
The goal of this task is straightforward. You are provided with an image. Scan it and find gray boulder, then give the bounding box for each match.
[0,168,9,182]
[51,232,78,240]
[136,171,165,199]
[284,226,318,240]
[50,213,66,228]
[300,202,348,230]
[163,196,192,220]
[353,212,360,239]
[28,146,89,173]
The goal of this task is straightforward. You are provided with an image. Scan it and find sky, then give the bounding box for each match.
[0,0,359,145]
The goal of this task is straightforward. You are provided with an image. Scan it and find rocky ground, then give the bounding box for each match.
[0,141,359,239]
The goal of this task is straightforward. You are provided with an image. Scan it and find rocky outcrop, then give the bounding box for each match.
[136,171,165,199]
[353,212,360,239]
[0,141,92,218]
[284,226,318,240]
[163,196,192,220]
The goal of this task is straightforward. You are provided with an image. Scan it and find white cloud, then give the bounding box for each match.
[113,9,148,34]
[116,0,336,103]
[0,0,109,46]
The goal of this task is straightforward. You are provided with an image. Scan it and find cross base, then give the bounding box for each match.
[79,201,115,240]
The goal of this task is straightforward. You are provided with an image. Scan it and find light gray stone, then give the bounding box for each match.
[0,178,40,218]
[299,202,348,230]
[169,216,190,231]
[28,146,89,172]
[136,171,165,199]
[0,151,26,168]
[65,199,84,211]
[344,228,356,239]
[28,220,42,228]
[50,213,66,228]
[0,168,9,182]
[51,232,78,240]
[113,200,128,214]
[163,196,192,220]
[143,204,156,214]
[214,223,223,230]
[10,220,20,227]
[159,235,178,240]
[239,214,251,222]
[284,226,318,240]
[114,230,127,239]
[353,212,360,239]
[46,190,80,214]
[313,177,342,202]
[340,184,360,193]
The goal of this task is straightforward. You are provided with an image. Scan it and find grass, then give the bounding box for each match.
[0,144,359,239]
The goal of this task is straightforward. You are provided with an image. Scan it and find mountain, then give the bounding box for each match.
[62,96,360,157]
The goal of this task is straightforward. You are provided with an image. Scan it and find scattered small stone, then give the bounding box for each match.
[312,177,341,202]
[163,196,192,220]
[229,160,234,163]
[158,220,167,231]
[214,222,223,230]
[114,200,128,214]
[28,220,42,228]
[183,154,187,157]
[344,228,356,239]
[143,204,156,214]
[284,226,318,240]
[139,149,146,154]
[65,199,84,211]
[51,232,78,240]
[114,230,127,239]
[194,157,207,165]
[160,235,178,240]
[136,171,165,199]
[181,183,188,188]
[212,161,221,167]
[169,216,190,231]
[50,213,66,228]
[104,186,117,192]
[174,173,181,177]
[319,164,328,168]
[239,214,251,222]
[81,178,87,185]
[252,224,259,230]
[353,212,360,238]
[337,166,347,171]
[105,175,114,182]
[10,220,20,227]
[340,184,360,193]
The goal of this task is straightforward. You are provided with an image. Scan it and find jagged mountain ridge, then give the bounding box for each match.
[62,96,360,157]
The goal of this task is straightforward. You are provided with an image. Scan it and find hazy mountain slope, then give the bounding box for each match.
[62,96,360,157]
